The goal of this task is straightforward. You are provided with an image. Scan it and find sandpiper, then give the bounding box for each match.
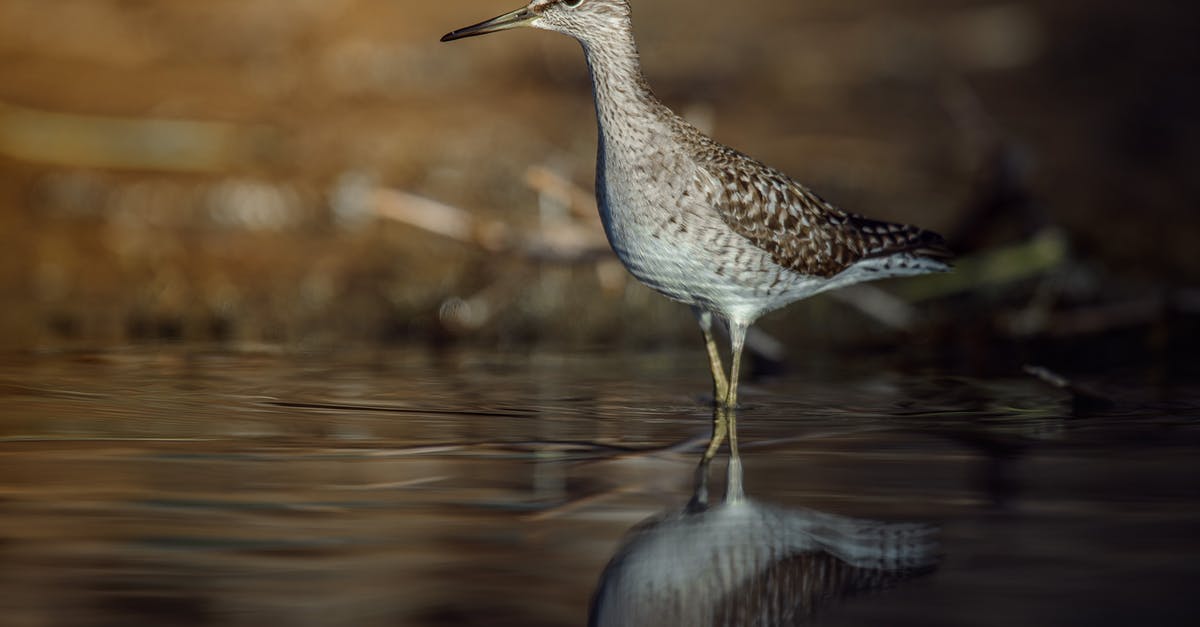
[442,1,951,469]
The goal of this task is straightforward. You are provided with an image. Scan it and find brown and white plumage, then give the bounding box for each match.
[686,130,951,279]
[443,0,951,462]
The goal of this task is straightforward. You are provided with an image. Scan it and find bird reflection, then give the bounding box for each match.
[589,407,940,627]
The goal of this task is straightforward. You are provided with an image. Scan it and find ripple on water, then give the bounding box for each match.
[0,347,1196,626]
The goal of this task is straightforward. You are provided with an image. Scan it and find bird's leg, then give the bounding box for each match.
[691,403,727,509]
[693,308,729,407]
[724,409,745,504]
[691,309,730,508]
[724,322,748,503]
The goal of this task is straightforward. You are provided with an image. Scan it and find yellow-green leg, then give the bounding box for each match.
[724,322,748,502]
[690,404,727,509]
[693,308,729,407]
[691,308,731,508]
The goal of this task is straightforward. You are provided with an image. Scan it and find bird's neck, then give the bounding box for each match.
[579,31,672,144]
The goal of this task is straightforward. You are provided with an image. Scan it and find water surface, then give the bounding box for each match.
[0,347,1196,626]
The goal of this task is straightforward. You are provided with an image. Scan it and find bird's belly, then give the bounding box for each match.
[608,228,712,304]
[599,191,799,321]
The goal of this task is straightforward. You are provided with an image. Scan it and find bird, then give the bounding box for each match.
[441,1,951,469]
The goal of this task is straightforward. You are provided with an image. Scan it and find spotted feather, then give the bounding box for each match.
[675,123,950,277]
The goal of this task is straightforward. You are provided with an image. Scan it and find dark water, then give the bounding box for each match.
[0,347,1196,626]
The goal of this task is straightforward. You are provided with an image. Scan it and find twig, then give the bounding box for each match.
[828,284,918,330]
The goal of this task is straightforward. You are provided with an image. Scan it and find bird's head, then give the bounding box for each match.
[440,0,632,45]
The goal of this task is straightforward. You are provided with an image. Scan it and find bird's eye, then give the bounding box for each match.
[563,0,584,7]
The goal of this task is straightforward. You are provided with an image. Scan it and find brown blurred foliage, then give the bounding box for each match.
[0,0,1197,352]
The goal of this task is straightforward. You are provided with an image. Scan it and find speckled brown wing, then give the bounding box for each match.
[692,142,951,278]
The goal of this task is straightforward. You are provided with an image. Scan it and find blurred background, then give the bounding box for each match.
[1,0,1198,373]
[2,3,1199,626]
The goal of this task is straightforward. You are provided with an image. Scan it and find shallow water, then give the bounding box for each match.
[0,347,1196,626]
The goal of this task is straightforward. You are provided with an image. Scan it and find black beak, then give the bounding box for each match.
[441,7,536,42]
